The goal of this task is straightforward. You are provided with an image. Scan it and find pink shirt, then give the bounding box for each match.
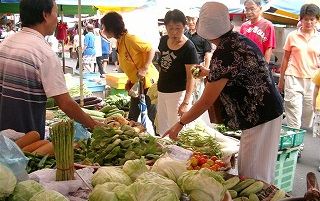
[240,18,276,54]
[283,28,320,78]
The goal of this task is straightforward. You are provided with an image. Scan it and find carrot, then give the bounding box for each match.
[22,140,50,153]
[32,142,54,156]
[15,131,41,149]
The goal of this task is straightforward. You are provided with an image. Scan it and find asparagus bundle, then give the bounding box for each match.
[50,120,75,181]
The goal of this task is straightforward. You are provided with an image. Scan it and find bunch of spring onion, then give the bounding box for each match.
[50,120,75,181]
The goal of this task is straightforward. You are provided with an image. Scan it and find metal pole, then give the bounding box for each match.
[78,0,84,107]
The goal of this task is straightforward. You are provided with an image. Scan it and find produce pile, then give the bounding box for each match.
[187,153,226,171]
[176,125,222,158]
[74,120,163,166]
[0,164,69,201]
[86,157,286,201]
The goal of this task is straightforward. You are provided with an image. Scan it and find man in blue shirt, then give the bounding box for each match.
[96,36,111,76]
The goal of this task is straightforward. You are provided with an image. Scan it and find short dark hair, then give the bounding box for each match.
[20,0,54,27]
[300,4,320,20]
[100,12,127,39]
[244,0,261,6]
[164,9,186,26]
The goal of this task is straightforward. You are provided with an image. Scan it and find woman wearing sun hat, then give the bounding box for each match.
[164,2,283,183]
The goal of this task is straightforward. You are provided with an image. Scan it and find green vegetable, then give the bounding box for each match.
[0,164,17,199]
[239,181,264,197]
[50,120,74,181]
[177,169,226,201]
[123,158,148,181]
[117,173,180,201]
[151,156,187,182]
[91,167,132,187]
[224,176,240,189]
[89,183,121,201]
[29,190,68,201]
[9,180,44,201]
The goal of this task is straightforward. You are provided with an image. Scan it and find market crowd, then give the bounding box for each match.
[0,0,320,185]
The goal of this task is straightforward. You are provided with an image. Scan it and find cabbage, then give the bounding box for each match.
[136,172,181,199]
[9,180,44,201]
[116,180,180,201]
[151,156,187,182]
[89,184,121,201]
[91,167,132,187]
[29,190,68,201]
[177,169,226,201]
[0,164,17,199]
[122,158,148,181]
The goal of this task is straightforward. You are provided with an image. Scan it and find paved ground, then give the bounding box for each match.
[63,57,320,197]
[291,130,320,197]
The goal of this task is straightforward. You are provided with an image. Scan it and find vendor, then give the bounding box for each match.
[0,0,100,139]
[164,2,283,183]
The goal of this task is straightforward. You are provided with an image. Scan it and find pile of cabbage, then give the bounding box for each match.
[89,157,227,201]
[0,163,68,201]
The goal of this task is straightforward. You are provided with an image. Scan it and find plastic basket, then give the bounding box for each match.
[83,72,100,80]
[278,125,306,150]
[108,88,127,96]
[84,80,105,93]
[106,73,127,89]
[273,148,299,192]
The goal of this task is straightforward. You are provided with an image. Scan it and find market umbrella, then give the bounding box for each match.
[138,77,155,136]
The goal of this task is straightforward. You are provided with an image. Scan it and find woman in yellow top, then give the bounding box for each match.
[100,12,159,123]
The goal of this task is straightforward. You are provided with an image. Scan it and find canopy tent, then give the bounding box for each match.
[0,0,150,14]
[263,0,320,25]
[0,1,97,14]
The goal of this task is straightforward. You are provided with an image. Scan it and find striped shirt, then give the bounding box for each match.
[0,27,68,138]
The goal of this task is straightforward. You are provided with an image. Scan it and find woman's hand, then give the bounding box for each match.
[178,102,189,116]
[197,65,210,77]
[278,77,284,92]
[138,67,148,78]
[163,122,184,140]
[125,80,133,91]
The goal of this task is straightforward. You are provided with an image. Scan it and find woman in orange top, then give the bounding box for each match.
[278,4,320,129]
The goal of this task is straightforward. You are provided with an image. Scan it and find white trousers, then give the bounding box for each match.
[157,91,191,136]
[238,116,282,183]
[284,75,314,129]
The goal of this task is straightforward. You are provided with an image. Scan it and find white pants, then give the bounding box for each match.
[238,116,282,183]
[157,91,191,136]
[284,75,314,128]
[313,110,320,137]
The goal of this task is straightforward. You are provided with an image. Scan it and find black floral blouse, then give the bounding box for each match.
[208,31,283,130]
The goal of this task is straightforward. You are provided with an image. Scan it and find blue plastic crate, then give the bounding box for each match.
[84,80,105,92]
[83,72,100,80]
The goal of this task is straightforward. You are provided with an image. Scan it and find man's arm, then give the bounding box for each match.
[53,93,97,129]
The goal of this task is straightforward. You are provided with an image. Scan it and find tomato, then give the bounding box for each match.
[202,154,209,159]
[197,157,208,166]
[201,163,211,168]
[215,160,226,167]
[194,166,201,170]
[210,155,218,162]
[189,156,198,167]
[206,159,215,166]
[210,164,220,171]
[187,165,193,170]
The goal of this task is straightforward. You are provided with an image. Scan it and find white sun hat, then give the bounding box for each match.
[197,2,233,40]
